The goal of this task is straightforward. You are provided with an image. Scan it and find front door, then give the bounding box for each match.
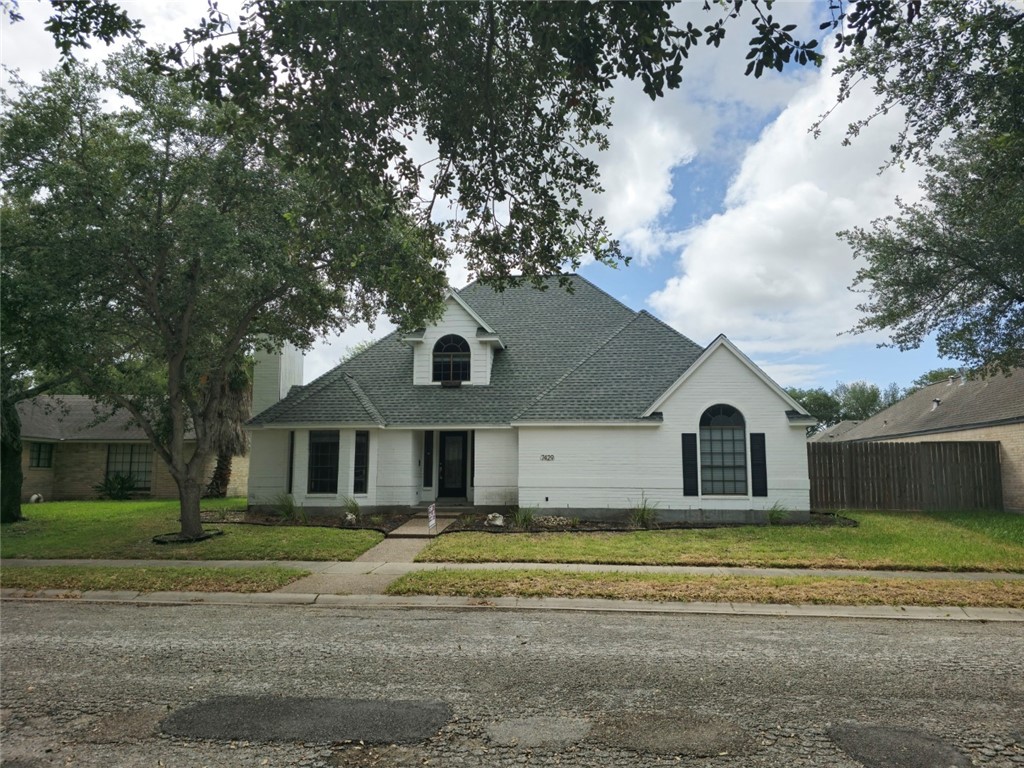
[438,431,468,498]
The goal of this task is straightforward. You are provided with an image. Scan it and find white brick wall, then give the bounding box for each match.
[375,429,418,505]
[473,429,518,505]
[246,430,291,505]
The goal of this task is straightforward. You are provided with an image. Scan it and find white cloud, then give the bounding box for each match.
[648,48,925,358]
[581,2,820,266]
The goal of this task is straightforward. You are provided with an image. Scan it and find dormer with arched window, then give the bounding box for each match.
[432,334,471,384]
[404,289,505,386]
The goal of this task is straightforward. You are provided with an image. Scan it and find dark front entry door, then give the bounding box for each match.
[438,431,468,498]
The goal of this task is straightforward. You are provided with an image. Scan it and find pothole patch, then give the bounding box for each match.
[591,709,754,756]
[828,723,971,768]
[485,715,591,749]
[161,696,451,745]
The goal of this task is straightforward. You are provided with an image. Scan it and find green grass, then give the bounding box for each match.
[416,511,1024,572]
[386,569,1024,608]
[1,499,383,561]
[0,565,308,593]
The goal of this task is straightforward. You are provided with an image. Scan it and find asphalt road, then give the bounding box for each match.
[1,601,1022,767]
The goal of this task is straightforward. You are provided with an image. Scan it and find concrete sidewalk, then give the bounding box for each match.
[2,557,1023,622]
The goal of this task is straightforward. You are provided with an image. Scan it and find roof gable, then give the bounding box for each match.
[643,334,811,418]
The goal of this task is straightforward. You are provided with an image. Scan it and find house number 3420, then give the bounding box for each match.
[540,454,555,461]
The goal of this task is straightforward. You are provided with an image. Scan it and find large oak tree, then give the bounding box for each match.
[1,53,448,536]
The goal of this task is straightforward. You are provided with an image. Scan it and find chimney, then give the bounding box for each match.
[252,342,304,417]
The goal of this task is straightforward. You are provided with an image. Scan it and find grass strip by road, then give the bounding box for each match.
[386,569,1024,608]
[1,499,383,561]
[0,565,309,593]
[417,511,1024,572]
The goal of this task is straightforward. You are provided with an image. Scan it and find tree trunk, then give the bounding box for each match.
[178,474,206,540]
[1,397,24,524]
[204,451,233,498]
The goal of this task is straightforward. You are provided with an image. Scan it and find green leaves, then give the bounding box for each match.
[843,129,1024,375]
[0,51,448,528]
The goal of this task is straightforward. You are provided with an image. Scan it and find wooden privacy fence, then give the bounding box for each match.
[808,441,1003,511]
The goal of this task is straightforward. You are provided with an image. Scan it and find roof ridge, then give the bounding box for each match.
[637,309,703,351]
[343,373,386,426]
[570,272,639,316]
[511,310,642,421]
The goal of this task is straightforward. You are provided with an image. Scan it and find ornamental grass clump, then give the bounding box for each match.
[629,493,659,529]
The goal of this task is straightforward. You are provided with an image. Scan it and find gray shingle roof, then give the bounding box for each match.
[807,420,862,442]
[250,275,704,427]
[836,370,1024,441]
[17,395,154,442]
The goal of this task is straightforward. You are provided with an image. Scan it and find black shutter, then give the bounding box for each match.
[750,433,767,497]
[422,430,434,487]
[681,433,698,496]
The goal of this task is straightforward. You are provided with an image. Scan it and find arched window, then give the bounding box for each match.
[699,404,747,495]
[432,334,471,382]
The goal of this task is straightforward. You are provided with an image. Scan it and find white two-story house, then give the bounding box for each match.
[247,275,815,523]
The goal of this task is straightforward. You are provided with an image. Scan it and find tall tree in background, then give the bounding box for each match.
[787,379,905,434]
[907,368,962,393]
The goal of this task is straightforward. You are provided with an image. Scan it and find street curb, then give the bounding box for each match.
[2,588,1022,622]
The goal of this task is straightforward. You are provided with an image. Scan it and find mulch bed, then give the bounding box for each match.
[196,509,854,536]
[440,511,857,534]
[199,509,415,534]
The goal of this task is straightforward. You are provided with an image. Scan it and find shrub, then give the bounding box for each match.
[629,492,659,529]
[767,502,790,526]
[93,474,137,500]
[272,493,306,524]
[341,496,361,522]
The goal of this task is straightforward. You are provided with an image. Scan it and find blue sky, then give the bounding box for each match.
[2,1,958,392]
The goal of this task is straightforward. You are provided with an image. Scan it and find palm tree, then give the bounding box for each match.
[204,357,252,498]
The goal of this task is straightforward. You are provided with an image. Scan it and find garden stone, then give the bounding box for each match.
[485,513,505,528]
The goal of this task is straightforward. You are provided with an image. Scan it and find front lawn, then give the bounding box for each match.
[386,569,1024,608]
[415,511,1024,572]
[1,499,383,561]
[0,565,308,593]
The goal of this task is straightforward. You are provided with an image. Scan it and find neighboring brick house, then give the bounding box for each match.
[17,395,249,501]
[247,275,817,523]
[834,371,1024,511]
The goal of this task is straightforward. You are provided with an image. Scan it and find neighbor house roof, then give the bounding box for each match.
[836,370,1024,442]
[17,395,153,442]
[251,274,707,427]
[807,420,861,442]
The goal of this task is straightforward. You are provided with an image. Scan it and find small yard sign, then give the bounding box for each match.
[427,503,437,534]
